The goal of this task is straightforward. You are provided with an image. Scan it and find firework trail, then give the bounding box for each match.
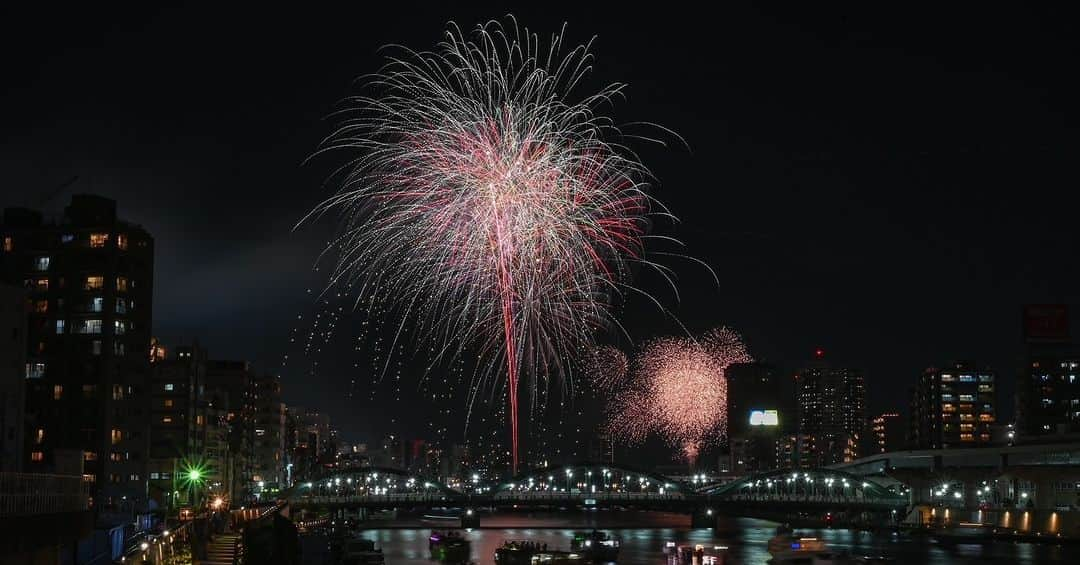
[303,17,680,473]
[604,327,752,466]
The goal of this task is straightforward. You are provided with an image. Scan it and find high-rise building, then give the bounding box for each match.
[250,373,284,488]
[0,284,27,472]
[726,362,793,472]
[1,195,154,521]
[909,362,996,449]
[205,360,255,502]
[147,342,210,510]
[1016,306,1080,440]
[867,412,904,454]
[795,350,865,466]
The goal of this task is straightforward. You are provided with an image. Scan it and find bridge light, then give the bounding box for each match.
[953,492,962,500]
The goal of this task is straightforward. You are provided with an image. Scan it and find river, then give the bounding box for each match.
[298,510,1072,564]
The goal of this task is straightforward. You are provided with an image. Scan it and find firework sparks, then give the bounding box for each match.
[304,18,677,473]
[604,327,752,465]
[583,345,630,393]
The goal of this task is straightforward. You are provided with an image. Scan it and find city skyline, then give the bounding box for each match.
[2,5,1077,445]
[3,6,1080,563]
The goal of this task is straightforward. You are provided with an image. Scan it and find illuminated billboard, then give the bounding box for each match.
[748,409,779,426]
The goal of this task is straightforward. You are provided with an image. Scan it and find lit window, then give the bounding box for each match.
[164,383,174,392]
[979,374,994,382]
[85,276,104,290]
[33,278,48,291]
[109,452,122,462]
[162,416,173,424]
[112,385,124,400]
[74,319,103,334]
[114,320,126,335]
[89,297,103,312]
[25,362,46,379]
[84,451,97,461]
[115,298,127,314]
[34,300,48,313]
[196,415,204,426]
[959,394,975,402]
[55,320,65,334]
[959,375,976,383]
[941,374,955,382]
[90,233,109,248]
[34,257,50,271]
[116,277,128,292]
[53,385,63,400]
[117,234,128,250]
[164,399,173,407]
[35,428,44,443]
[150,472,160,480]
[111,429,122,445]
[2,236,12,252]
[31,451,44,462]
[61,234,74,244]
[256,428,266,436]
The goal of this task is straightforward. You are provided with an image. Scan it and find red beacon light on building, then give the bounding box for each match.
[814,348,825,359]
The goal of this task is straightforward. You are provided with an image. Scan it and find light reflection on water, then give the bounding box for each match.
[301,511,1069,565]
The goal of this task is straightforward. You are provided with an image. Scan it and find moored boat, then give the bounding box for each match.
[429,530,471,563]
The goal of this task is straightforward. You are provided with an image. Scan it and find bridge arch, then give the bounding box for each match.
[284,465,459,498]
[500,461,684,494]
[702,469,907,506]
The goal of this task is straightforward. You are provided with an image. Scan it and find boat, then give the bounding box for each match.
[767,524,828,563]
[495,541,587,565]
[429,530,472,563]
[342,537,386,565]
[668,543,729,565]
[570,530,620,562]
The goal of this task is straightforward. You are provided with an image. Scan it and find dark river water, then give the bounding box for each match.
[299,510,1072,564]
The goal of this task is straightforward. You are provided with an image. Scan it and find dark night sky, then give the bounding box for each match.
[2,5,1077,447]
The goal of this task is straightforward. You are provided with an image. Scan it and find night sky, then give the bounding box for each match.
[2,5,1076,448]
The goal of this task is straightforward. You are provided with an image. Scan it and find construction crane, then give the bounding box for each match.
[38,175,79,207]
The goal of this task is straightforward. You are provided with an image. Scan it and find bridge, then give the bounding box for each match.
[284,463,907,528]
[828,442,1080,535]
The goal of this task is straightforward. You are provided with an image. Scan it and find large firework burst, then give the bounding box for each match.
[603,327,752,466]
[304,18,677,473]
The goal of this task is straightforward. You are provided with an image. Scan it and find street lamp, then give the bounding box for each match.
[180,459,209,514]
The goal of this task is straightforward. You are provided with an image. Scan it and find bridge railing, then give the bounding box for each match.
[0,472,91,517]
[292,493,457,504]
[717,493,905,506]
[492,492,686,501]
